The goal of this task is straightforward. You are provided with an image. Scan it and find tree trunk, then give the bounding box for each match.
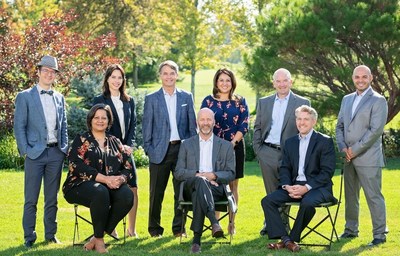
[191,68,196,101]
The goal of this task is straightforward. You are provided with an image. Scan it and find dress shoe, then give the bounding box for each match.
[340,232,358,239]
[368,237,386,246]
[174,232,187,238]
[211,223,224,238]
[46,237,62,244]
[285,241,300,252]
[267,241,285,250]
[24,240,34,249]
[190,243,201,253]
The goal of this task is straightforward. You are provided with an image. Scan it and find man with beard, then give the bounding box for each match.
[174,108,236,253]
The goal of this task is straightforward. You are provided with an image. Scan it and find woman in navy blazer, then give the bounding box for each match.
[93,64,139,238]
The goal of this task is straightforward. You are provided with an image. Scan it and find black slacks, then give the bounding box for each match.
[64,181,133,238]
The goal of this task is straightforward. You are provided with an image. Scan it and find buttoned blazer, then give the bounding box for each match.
[336,88,387,167]
[14,85,68,159]
[174,134,236,184]
[142,88,197,164]
[253,92,310,154]
[280,131,336,197]
[93,95,137,147]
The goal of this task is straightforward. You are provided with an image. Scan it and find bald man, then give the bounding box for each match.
[174,108,235,253]
[336,65,388,246]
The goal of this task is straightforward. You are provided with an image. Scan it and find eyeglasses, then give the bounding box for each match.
[40,68,57,76]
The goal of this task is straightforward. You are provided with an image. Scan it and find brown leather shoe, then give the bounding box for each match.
[267,241,285,250]
[191,243,201,253]
[286,241,300,252]
[212,223,224,238]
[174,232,187,238]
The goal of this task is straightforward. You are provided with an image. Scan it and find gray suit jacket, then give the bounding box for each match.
[142,88,197,164]
[336,88,387,167]
[14,85,68,159]
[174,135,236,184]
[253,92,310,154]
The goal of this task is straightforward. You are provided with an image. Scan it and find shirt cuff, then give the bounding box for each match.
[305,184,312,191]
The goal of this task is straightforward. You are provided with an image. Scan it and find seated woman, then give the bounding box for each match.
[62,104,134,253]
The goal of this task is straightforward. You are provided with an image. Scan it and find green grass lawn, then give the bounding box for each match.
[0,159,399,255]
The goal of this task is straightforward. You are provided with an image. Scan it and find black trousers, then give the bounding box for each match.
[183,176,225,235]
[64,181,133,238]
[148,143,182,235]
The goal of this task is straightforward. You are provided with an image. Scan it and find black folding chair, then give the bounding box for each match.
[283,151,346,250]
[72,204,126,246]
[178,182,237,245]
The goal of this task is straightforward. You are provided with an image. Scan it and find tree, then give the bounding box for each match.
[0,7,118,132]
[244,0,400,122]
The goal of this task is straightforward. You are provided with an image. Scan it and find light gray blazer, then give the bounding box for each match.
[142,88,197,164]
[253,92,310,154]
[14,85,68,159]
[336,88,388,167]
[174,135,235,184]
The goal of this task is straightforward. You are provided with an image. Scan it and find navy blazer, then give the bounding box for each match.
[93,95,137,147]
[14,85,68,159]
[280,131,336,199]
[142,88,197,164]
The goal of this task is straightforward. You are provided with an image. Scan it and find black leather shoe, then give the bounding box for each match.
[212,223,224,238]
[340,232,358,239]
[368,238,386,246]
[46,237,62,244]
[24,240,34,249]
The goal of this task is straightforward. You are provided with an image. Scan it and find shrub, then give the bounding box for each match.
[67,106,88,142]
[0,133,24,169]
[70,72,102,109]
[244,119,256,161]
[383,129,400,158]
[133,146,149,167]
[129,88,147,148]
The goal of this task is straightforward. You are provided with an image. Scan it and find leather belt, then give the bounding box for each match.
[264,142,281,151]
[169,140,181,145]
[47,142,58,148]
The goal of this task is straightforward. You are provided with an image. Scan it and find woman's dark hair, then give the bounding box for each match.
[87,104,113,131]
[212,68,238,100]
[101,64,130,101]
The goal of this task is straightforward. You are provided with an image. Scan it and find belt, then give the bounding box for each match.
[169,140,181,145]
[264,142,281,151]
[47,142,58,148]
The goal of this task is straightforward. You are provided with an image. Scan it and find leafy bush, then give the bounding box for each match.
[70,72,102,109]
[0,133,24,169]
[383,129,400,158]
[133,146,149,167]
[244,122,256,161]
[129,88,147,148]
[67,106,88,142]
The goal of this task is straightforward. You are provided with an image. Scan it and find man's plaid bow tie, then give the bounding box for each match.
[40,90,54,96]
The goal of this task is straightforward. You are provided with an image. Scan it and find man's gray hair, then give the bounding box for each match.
[295,105,318,120]
[158,60,179,74]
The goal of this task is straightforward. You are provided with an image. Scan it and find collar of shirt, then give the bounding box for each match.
[274,91,290,102]
[37,84,53,95]
[298,129,314,141]
[163,87,177,96]
[199,134,214,143]
[356,86,371,97]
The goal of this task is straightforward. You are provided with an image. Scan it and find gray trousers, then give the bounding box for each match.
[343,163,387,239]
[23,147,65,242]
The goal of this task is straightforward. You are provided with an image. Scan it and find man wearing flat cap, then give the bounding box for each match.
[14,55,68,248]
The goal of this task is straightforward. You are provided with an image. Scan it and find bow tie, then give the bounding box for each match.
[40,90,54,96]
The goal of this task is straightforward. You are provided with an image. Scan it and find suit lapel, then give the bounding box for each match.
[212,136,220,171]
[351,89,373,122]
[30,86,46,123]
[157,88,169,125]
[176,89,182,125]
[194,135,200,168]
[123,100,130,133]
[263,96,275,140]
[304,131,317,172]
[282,92,295,131]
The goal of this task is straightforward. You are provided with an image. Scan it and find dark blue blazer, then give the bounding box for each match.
[280,131,336,199]
[93,95,137,147]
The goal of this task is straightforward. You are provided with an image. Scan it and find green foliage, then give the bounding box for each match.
[0,133,24,169]
[132,146,149,168]
[70,72,102,109]
[383,129,400,158]
[66,106,88,142]
[128,88,147,148]
[245,0,400,122]
[244,120,256,161]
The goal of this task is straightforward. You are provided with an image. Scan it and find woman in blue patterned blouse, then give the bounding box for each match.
[200,68,249,235]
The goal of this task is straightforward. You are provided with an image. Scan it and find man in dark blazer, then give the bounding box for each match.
[336,65,388,246]
[14,55,68,248]
[262,105,336,252]
[174,108,236,253]
[253,68,310,235]
[142,60,197,237]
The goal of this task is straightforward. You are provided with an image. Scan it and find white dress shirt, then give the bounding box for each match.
[199,134,214,173]
[111,95,125,139]
[265,93,290,145]
[163,88,180,141]
[37,85,57,144]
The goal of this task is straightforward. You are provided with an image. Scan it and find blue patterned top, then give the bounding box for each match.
[201,95,249,141]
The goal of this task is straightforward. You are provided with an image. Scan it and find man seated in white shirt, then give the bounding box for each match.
[174,108,236,254]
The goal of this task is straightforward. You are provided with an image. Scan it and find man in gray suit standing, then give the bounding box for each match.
[142,60,197,237]
[14,55,68,248]
[336,65,388,246]
[253,68,310,235]
[174,108,236,253]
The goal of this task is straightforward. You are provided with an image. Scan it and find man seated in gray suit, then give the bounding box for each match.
[174,108,236,254]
